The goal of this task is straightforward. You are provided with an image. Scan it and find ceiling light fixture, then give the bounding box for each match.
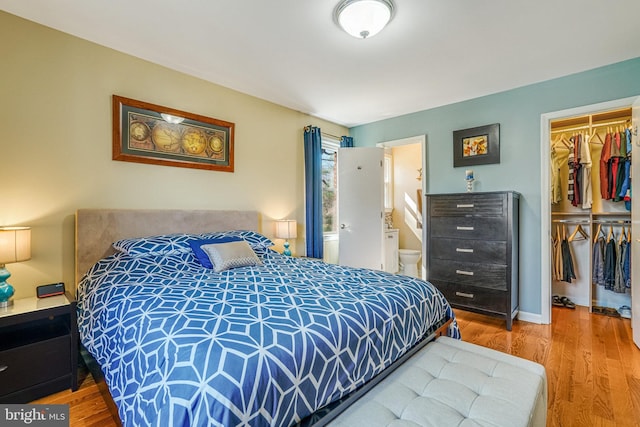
[334,0,394,39]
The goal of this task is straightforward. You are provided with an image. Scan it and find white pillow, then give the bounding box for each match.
[201,240,263,272]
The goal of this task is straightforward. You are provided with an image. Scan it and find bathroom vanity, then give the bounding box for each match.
[383,229,399,273]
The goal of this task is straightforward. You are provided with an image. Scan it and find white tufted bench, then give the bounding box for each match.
[328,336,547,427]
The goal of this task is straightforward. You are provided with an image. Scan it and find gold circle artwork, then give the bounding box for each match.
[209,136,224,153]
[181,129,207,155]
[130,121,150,141]
[151,123,182,153]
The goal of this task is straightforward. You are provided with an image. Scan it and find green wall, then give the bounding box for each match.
[351,57,640,316]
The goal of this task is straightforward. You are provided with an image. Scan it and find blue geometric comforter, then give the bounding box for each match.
[77,250,459,427]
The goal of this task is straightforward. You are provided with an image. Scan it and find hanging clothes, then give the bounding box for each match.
[572,135,582,207]
[580,133,592,209]
[551,147,563,204]
[561,234,576,283]
[592,234,605,288]
[623,234,631,289]
[567,139,575,204]
[614,236,626,293]
[603,234,617,291]
[600,133,612,199]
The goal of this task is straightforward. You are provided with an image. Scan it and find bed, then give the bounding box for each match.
[75,209,460,427]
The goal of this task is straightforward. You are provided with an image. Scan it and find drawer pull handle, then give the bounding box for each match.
[456,226,474,231]
[0,365,7,373]
[456,204,474,208]
[456,248,474,253]
[456,291,474,299]
[387,235,394,239]
[456,269,474,276]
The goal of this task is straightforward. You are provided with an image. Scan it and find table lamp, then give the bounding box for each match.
[275,220,297,256]
[0,226,31,307]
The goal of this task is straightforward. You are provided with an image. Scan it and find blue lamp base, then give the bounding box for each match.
[283,241,292,256]
[0,265,15,308]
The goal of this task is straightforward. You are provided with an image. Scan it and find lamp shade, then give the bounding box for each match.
[335,0,394,39]
[275,220,297,240]
[0,227,31,265]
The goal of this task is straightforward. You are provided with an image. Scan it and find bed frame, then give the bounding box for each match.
[75,208,260,426]
[74,208,450,427]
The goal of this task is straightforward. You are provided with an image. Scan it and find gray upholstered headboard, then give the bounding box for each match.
[75,209,260,287]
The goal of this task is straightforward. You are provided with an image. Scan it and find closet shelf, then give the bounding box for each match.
[551,212,590,216]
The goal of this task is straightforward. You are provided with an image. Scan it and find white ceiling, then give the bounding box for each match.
[2,0,640,127]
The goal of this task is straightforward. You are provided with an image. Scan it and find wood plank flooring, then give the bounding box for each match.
[33,306,640,426]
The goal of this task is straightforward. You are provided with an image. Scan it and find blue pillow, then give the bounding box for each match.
[113,233,196,257]
[199,230,274,250]
[190,236,242,268]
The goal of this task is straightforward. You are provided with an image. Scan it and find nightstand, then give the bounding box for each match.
[0,293,78,403]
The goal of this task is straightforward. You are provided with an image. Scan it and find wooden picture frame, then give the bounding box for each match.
[452,123,500,167]
[113,95,234,172]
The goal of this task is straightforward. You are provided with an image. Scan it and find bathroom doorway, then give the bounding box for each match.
[376,135,427,278]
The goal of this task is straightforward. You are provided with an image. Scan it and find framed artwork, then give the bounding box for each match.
[452,123,500,167]
[113,95,234,172]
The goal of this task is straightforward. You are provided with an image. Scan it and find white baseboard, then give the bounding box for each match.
[516,311,545,325]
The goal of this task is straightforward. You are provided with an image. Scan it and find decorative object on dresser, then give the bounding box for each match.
[0,294,78,402]
[426,191,520,330]
[275,219,297,256]
[453,123,500,167]
[0,227,31,308]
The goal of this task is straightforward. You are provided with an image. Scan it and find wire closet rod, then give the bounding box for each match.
[552,219,591,224]
[592,219,631,224]
[551,118,630,134]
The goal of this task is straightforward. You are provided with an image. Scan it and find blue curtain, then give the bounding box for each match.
[304,126,323,259]
[340,136,354,147]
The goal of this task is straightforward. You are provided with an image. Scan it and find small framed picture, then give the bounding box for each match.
[453,123,500,167]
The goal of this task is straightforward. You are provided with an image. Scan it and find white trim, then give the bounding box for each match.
[516,310,542,325]
[540,96,638,325]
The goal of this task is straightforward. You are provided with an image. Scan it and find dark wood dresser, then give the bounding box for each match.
[425,191,520,330]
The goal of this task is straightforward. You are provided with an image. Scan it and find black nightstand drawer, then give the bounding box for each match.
[0,335,71,396]
[434,282,508,314]
[430,238,506,263]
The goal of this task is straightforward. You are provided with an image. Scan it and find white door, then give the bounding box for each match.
[338,147,385,270]
[631,96,640,349]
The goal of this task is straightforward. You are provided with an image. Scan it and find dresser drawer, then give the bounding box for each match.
[0,335,71,397]
[430,238,506,263]
[433,281,507,314]
[430,216,507,240]
[429,193,505,217]
[429,260,507,291]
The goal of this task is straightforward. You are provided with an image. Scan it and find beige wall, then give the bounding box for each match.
[391,144,422,251]
[1,12,347,298]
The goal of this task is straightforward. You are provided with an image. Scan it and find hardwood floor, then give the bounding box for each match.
[33,306,640,426]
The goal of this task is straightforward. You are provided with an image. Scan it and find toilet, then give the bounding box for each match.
[398,249,421,277]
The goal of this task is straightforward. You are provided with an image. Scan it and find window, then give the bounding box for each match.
[321,139,340,234]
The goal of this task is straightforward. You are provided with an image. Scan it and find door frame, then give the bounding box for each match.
[540,96,639,324]
[376,135,427,278]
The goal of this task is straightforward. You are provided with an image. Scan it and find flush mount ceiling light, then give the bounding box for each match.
[334,0,395,39]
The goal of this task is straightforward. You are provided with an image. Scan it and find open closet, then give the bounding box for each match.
[550,108,632,318]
